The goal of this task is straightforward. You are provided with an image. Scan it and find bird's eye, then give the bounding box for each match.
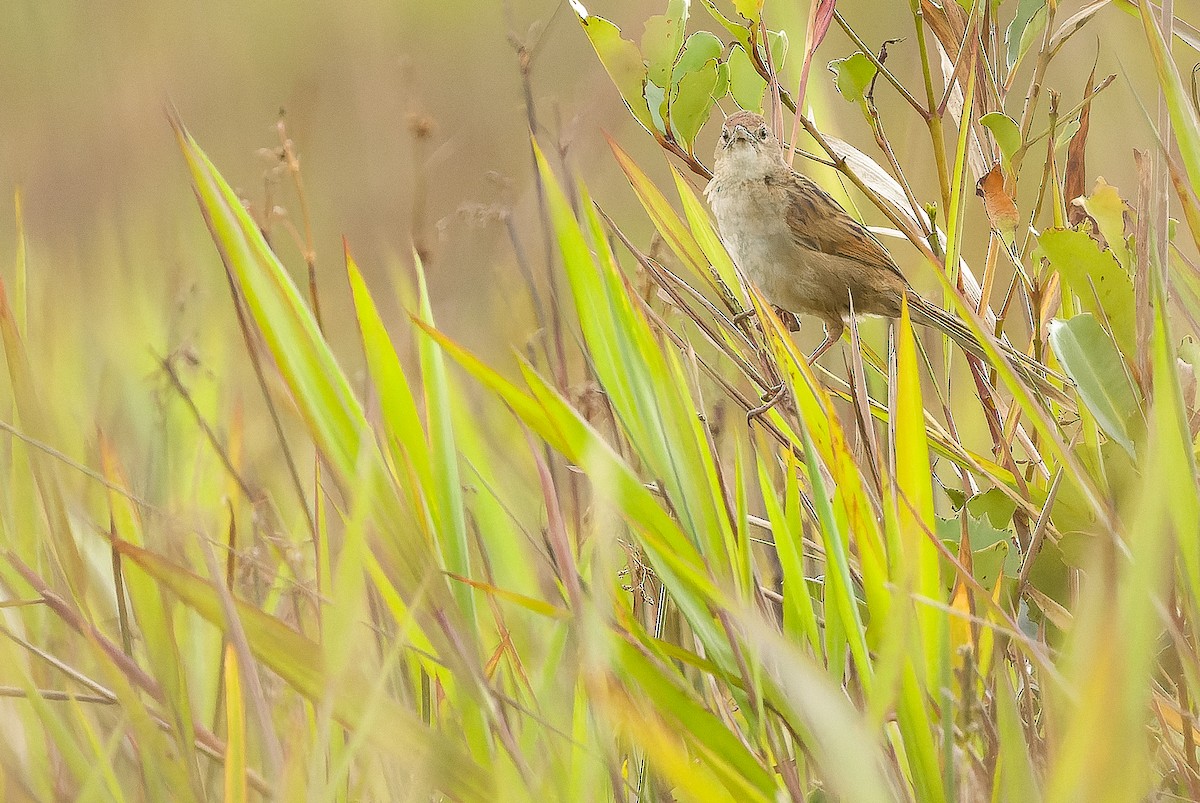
[719,130,729,141]
[758,127,768,140]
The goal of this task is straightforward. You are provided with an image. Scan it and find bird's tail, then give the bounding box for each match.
[905,293,1072,407]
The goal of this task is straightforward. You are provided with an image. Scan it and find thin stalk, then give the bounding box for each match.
[912,0,953,208]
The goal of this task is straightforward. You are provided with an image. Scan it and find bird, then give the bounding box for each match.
[704,110,1060,398]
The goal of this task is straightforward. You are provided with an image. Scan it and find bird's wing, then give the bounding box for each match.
[783,171,909,285]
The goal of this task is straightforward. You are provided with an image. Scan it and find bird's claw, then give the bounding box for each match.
[747,384,787,423]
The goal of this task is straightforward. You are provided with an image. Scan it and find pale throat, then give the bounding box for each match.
[712,143,783,187]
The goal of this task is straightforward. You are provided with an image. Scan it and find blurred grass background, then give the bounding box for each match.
[1,1,1199,799]
[0,0,1183,512]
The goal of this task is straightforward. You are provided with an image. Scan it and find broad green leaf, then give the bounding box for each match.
[1006,0,1048,71]
[829,52,878,111]
[670,57,719,152]
[980,112,1023,165]
[1054,118,1082,151]
[573,11,656,132]
[937,514,1020,590]
[672,31,724,82]
[642,10,686,87]
[1076,178,1132,269]
[968,489,1018,528]
[728,44,767,112]
[1048,314,1142,457]
[1039,228,1137,358]
[767,29,789,71]
[697,0,752,51]
[713,60,729,98]
[733,0,763,23]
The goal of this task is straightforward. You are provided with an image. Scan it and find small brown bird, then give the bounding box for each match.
[705,110,1040,378]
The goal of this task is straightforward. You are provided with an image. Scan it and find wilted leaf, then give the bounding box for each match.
[1048,314,1142,456]
[1039,228,1137,357]
[1065,67,1097,227]
[977,164,1019,245]
[823,133,920,230]
[728,44,767,112]
[1049,0,1111,52]
[810,0,838,51]
[980,112,1022,164]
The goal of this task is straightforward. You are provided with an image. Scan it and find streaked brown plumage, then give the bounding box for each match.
[705,111,1060,400]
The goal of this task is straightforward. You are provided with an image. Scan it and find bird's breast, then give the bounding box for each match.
[707,175,799,283]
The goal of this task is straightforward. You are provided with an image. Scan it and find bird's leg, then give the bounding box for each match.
[806,319,845,363]
[747,382,788,423]
[731,307,757,326]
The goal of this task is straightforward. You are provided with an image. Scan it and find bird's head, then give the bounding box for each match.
[714,111,784,174]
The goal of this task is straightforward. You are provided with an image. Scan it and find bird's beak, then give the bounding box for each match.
[722,125,754,148]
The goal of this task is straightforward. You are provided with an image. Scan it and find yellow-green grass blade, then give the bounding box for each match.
[0,276,87,605]
[891,298,944,681]
[608,636,777,801]
[670,164,745,307]
[172,114,364,488]
[344,244,434,521]
[541,141,735,577]
[1046,286,1188,802]
[415,318,738,663]
[412,252,481,660]
[99,441,203,796]
[1138,0,1200,193]
[735,615,897,803]
[222,644,248,803]
[995,665,1041,802]
[755,293,885,676]
[111,539,494,801]
[755,446,821,655]
[171,114,468,678]
[608,136,714,288]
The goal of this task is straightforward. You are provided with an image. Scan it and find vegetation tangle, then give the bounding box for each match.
[3,0,1200,801]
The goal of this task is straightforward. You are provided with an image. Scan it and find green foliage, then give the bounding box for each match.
[5,1,1200,801]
